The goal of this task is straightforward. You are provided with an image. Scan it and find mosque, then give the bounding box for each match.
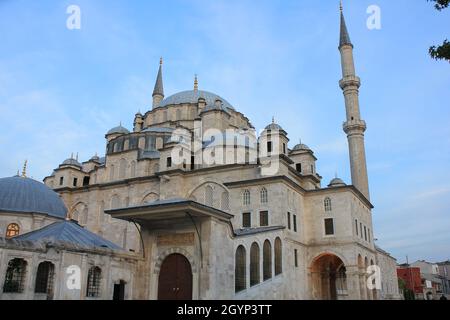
[0,6,401,300]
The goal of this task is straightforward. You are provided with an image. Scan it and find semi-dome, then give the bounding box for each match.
[0,176,67,219]
[328,177,347,187]
[107,125,130,135]
[159,90,235,111]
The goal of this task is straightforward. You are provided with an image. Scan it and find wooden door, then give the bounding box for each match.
[158,254,192,300]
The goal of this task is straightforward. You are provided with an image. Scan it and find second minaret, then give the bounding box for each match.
[339,5,370,200]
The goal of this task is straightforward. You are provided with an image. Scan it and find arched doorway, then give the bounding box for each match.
[310,254,347,300]
[158,253,192,300]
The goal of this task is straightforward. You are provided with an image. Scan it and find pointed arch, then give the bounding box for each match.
[260,187,268,204]
[142,192,159,204]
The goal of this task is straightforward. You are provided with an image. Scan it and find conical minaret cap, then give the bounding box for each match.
[152,57,164,97]
[339,2,353,49]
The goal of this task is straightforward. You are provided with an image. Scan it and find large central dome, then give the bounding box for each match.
[159,90,235,111]
[0,176,67,219]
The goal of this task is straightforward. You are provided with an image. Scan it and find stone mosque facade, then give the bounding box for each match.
[0,7,401,300]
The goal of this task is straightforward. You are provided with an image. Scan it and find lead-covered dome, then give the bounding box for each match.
[107,125,130,135]
[0,176,67,219]
[61,158,82,167]
[328,177,346,187]
[159,90,235,111]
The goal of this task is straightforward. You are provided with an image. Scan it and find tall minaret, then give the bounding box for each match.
[152,57,164,109]
[338,2,370,200]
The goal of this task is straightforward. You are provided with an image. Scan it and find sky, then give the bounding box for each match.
[0,0,449,263]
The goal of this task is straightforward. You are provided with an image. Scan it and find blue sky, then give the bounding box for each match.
[0,0,449,262]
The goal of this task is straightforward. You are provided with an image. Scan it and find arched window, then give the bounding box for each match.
[263,240,272,281]
[86,266,102,297]
[221,191,229,211]
[6,223,20,238]
[119,159,127,179]
[163,110,168,122]
[260,187,268,204]
[235,246,246,293]
[250,243,260,287]
[130,161,136,178]
[243,189,250,206]
[205,186,213,206]
[35,261,55,297]
[324,197,332,212]
[275,237,282,275]
[3,258,27,293]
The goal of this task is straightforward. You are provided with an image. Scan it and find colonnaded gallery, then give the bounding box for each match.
[0,7,401,300]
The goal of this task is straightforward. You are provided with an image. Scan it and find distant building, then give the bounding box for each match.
[437,261,450,297]
[397,265,423,299]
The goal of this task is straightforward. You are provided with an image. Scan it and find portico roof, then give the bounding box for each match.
[105,198,234,224]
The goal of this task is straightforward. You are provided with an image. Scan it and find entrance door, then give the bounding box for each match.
[113,280,126,300]
[158,253,193,300]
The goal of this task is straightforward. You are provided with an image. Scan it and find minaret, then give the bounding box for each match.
[152,57,164,109]
[338,2,370,200]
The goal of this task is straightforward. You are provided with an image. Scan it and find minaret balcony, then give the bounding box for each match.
[339,75,361,89]
[343,119,366,134]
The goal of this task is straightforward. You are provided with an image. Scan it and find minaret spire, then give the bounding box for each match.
[338,2,370,200]
[339,1,352,49]
[152,57,164,109]
[21,160,27,178]
[194,74,198,92]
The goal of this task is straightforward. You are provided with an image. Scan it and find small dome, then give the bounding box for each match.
[159,90,235,111]
[90,154,100,162]
[0,176,67,219]
[293,143,311,151]
[328,177,346,187]
[107,125,130,135]
[265,122,284,131]
[61,158,82,168]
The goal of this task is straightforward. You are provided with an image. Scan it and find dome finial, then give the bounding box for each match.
[71,152,74,159]
[194,74,199,91]
[272,116,275,124]
[21,160,28,178]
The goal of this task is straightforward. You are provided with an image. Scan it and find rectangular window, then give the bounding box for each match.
[293,215,297,232]
[73,178,78,187]
[166,157,172,168]
[296,163,302,173]
[283,143,286,154]
[311,164,314,174]
[59,177,64,186]
[364,226,367,241]
[267,141,272,153]
[355,219,358,236]
[191,156,195,170]
[294,249,298,268]
[260,211,269,227]
[242,213,251,228]
[325,218,334,235]
[360,223,363,238]
[368,228,371,243]
[287,212,291,230]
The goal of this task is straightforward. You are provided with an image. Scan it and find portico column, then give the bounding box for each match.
[346,266,362,300]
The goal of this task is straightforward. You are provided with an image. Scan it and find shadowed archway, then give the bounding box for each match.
[310,254,347,300]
